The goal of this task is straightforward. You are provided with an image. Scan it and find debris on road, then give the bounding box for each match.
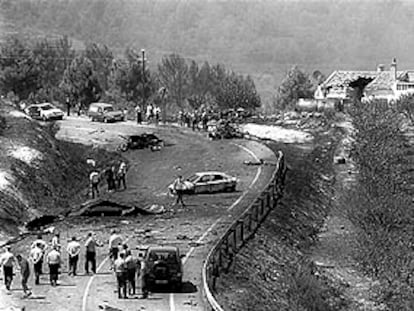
[176,234,190,240]
[98,303,123,311]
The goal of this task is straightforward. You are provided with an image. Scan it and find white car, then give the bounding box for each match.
[169,171,238,194]
[25,103,64,121]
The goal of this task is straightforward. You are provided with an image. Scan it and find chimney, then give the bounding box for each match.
[377,64,385,72]
[390,58,397,80]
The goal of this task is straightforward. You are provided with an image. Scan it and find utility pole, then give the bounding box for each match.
[141,49,146,109]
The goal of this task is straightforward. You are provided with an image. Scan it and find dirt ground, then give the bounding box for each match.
[0,116,276,311]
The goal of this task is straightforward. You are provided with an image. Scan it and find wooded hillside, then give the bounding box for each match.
[1,0,413,104]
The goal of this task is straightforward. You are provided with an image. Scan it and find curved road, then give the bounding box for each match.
[0,118,276,311]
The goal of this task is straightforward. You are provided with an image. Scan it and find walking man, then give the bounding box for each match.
[114,252,127,299]
[16,254,32,297]
[173,175,186,207]
[67,236,81,276]
[125,250,136,296]
[85,232,100,274]
[46,246,61,286]
[30,243,43,285]
[0,246,16,290]
[109,229,123,269]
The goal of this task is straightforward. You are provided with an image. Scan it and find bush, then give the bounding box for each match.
[346,99,413,310]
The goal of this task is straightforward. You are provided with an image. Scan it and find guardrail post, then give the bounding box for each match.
[238,219,244,247]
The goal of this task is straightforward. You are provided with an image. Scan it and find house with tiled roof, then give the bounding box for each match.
[319,59,414,103]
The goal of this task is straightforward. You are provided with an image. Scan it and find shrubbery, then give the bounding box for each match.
[346,100,413,310]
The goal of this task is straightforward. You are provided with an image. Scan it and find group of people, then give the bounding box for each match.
[89,161,128,199]
[108,229,147,299]
[134,104,161,124]
[178,109,210,131]
[0,229,148,299]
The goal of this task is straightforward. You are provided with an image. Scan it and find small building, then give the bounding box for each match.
[320,58,414,103]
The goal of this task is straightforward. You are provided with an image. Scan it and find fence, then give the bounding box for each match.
[202,150,287,311]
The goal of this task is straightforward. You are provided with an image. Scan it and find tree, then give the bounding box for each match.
[215,72,261,110]
[0,36,40,102]
[60,55,102,108]
[85,42,113,91]
[395,93,414,124]
[31,35,75,102]
[157,54,189,108]
[275,66,313,110]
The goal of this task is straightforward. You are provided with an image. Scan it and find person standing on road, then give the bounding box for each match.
[114,251,127,299]
[84,232,101,274]
[51,232,61,251]
[125,250,136,296]
[67,236,81,276]
[0,246,17,291]
[135,105,142,124]
[31,234,47,274]
[89,170,100,199]
[30,243,43,285]
[105,166,116,192]
[109,229,123,270]
[173,175,186,207]
[16,254,32,297]
[46,246,61,286]
[65,97,70,116]
[117,161,127,190]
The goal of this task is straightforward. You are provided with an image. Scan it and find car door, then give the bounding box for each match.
[194,175,212,193]
[209,174,227,192]
[96,107,103,121]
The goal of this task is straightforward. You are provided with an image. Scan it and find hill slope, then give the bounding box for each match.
[0,101,119,243]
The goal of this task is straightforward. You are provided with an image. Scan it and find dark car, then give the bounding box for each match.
[117,133,164,151]
[143,246,183,290]
[88,102,124,123]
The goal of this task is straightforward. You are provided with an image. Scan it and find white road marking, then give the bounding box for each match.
[169,143,263,311]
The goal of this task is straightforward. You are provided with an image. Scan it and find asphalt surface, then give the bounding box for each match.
[0,117,277,311]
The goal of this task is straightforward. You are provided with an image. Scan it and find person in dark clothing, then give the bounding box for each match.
[66,97,70,116]
[16,254,31,296]
[125,250,136,295]
[105,166,116,192]
[85,232,100,274]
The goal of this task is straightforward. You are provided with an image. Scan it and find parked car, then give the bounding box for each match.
[168,171,238,194]
[142,246,183,290]
[88,102,124,122]
[24,103,64,121]
[117,133,164,152]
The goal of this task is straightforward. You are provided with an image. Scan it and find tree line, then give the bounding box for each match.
[346,100,413,310]
[0,35,261,112]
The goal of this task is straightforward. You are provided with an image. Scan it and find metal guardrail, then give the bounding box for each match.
[202,150,287,311]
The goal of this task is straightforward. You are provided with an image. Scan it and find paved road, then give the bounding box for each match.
[0,117,276,311]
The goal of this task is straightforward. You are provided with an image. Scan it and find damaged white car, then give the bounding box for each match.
[168,171,238,194]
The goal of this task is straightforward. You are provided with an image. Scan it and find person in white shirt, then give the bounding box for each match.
[51,233,61,250]
[0,246,17,290]
[66,236,81,276]
[30,244,44,284]
[109,229,123,269]
[172,175,186,207]
[30,234,47,275]
[46,246,61,286]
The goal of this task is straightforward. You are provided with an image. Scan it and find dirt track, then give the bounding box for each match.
[0,117,276,311]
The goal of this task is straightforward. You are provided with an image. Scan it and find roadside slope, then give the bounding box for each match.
[0,103,121,243]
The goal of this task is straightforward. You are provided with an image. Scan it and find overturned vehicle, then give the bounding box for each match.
[118,133,164,152]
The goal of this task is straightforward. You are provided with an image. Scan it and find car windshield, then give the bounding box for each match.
[103,106,114,112]
[40,104,53,110]
[148,250,178,263]
[187,174,199,183]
